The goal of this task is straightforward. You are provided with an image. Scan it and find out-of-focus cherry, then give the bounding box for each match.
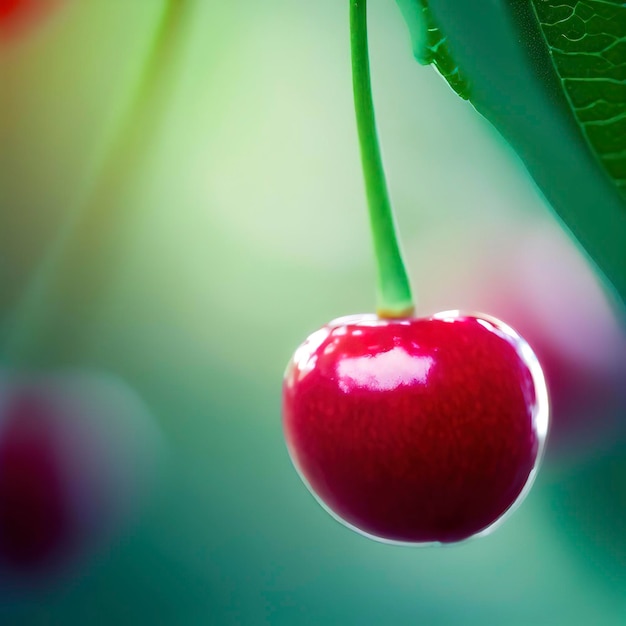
[0,371,162,584]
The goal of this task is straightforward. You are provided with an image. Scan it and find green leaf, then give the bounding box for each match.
[395,0,626,308]
[396,0,470,99]
[530,0,626,199]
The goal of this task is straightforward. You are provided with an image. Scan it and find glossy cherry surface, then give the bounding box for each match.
[283,311,548,544]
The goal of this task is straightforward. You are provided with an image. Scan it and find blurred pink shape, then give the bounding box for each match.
[413,217,626,466]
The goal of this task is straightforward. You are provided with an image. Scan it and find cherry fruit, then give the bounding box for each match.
[281,1,549,544]
[0,371,161,583]
[283,311,548,544]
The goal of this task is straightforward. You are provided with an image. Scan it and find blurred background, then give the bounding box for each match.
[1,1,626,624]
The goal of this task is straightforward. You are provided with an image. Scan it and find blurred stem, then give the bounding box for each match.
[3,0,193,367]
[350,0,414,318]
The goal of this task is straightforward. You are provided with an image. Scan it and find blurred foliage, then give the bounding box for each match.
[398,0,626,307]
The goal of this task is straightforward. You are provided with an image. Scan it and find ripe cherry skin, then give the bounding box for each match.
[283,311,549,544]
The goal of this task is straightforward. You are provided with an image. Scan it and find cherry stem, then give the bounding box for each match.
[350,0,414,318]
[2,0,192,367]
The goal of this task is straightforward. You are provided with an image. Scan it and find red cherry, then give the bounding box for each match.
[283,311,548,544]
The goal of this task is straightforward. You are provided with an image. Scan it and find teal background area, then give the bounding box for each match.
[1,1,625,624]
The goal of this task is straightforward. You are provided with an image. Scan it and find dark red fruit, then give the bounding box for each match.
[0,371,161,581]
[0,393,71,571]
[283,311,548,544]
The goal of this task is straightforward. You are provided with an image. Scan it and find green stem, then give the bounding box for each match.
[2,0,192,367]
[350,0,414,318]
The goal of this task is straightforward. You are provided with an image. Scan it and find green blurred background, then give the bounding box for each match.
[1,1,626,624]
